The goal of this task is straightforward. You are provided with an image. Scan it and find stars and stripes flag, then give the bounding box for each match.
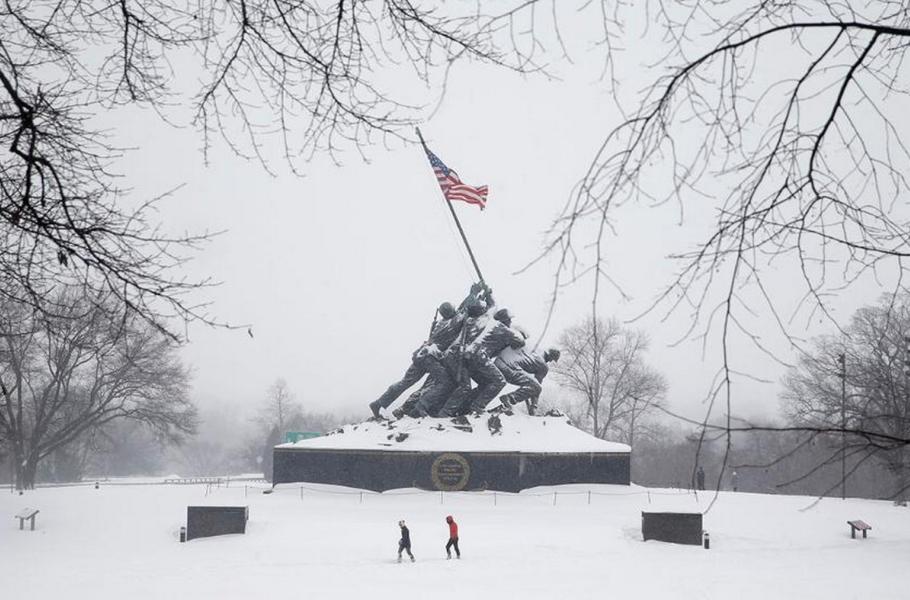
[423,147,489,210]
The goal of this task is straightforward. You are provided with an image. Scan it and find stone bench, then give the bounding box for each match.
[847,519,871,539]
[15,508,39,531]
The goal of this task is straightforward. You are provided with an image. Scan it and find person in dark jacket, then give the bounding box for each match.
[445,515,460,559]
[495,347,560,415]
[398,520,415,562]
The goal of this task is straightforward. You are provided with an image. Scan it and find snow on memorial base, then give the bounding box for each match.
[272,412,630,492]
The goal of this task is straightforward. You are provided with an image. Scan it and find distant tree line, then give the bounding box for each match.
[0,289,195,488]
[633,424,900,501]
[549,302,910,502]
[0,368,349,485]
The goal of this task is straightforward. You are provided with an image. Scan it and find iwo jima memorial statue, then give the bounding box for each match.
[273,131,630,492]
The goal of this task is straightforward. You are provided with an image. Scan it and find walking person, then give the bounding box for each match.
[445,515,460,559]
[397,520,415,563]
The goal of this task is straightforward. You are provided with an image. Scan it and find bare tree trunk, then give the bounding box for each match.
[14,449,39,490]
[894,447,909,503]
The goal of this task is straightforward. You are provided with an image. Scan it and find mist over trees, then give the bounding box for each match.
[782,294,910,501]
[5,1,910,501]
[530,2,910,465]
[553,318,666,446]
[0,290,195,488]
[633,423,901,501]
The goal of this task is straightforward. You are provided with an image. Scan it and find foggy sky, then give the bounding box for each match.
[103,10,890,425]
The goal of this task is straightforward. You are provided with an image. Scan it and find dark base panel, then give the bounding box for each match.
[272,448,630,492]
[186,506,249,541]
[641,511,703,545]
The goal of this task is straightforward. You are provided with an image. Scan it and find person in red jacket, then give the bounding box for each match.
[445,515,460,559]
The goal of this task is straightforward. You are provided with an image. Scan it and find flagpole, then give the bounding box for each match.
[415,127,486,285]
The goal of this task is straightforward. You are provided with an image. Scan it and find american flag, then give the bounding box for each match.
[424,147,488,210]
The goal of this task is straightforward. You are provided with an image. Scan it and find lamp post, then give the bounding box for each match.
[838,352,846,500]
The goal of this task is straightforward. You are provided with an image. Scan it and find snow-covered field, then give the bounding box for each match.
[3,480,908,599]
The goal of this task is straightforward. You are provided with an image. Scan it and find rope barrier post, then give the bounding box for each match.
[587,490,591,505]
[440,491,444,505]
[244,485,248,498]
[553,491,557,506]
[648,491,651,504]
[300,486,304,500]
[494,492,497,507]
[360,491,363,504]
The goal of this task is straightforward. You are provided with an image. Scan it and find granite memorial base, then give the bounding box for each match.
[641,511,703,545]
[186,506,249,541]
[272,448,630,492]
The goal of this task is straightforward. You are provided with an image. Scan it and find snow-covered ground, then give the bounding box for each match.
[3,480,908,599]
[279,413,631,453]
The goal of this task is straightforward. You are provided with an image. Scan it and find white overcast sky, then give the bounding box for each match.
[103,8,891,425]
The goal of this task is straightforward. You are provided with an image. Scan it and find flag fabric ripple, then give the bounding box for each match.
[424,147,488,210]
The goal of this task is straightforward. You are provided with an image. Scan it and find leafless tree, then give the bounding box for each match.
[505,1,910,493]
[783,294,910,500]
[257,378,302,435]
[0,290,196,489]
[554,317,666,443]
[1,1,549,336]
[540,2,910,332]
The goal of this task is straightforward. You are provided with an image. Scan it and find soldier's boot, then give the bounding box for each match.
[369,400,383,418]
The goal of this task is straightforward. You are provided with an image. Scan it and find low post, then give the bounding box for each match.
[553,491,557,506]
[179,526,186,543]
[703,532,710,549]
[359,491,363,504]
[587,490,591,505]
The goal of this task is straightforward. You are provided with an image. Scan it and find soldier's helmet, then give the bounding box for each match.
[438,302,456,319]
[544,348,561,363]
[493,308,513,326]
[466,300,487,318]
